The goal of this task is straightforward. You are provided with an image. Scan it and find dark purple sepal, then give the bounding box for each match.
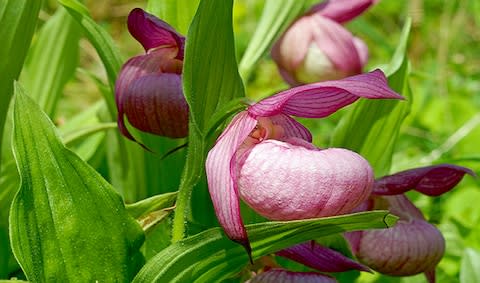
[373,164,475,196]
[276,241,371,273]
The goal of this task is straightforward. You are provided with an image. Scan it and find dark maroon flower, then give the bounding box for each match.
[115,8,188,141]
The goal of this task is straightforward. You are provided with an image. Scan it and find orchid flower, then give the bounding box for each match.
[115,8,188,141]
[205,69,403,253]
[271,0,376,86]
[346,164,475,283]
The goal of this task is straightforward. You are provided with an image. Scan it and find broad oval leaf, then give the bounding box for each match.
[9,83,145,282]
[134,211,396,282]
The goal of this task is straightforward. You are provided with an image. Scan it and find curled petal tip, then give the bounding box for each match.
[127,8,185,57]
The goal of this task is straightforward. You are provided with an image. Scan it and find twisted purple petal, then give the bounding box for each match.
[248,269,336,283]
[248,69,403,118]
[128,8,185,58]
[373,164,475,196]
[205,111,257,252]
[276,241,371,273]
[310,0,376,24]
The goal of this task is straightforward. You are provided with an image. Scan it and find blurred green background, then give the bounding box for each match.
[19,0,480,282]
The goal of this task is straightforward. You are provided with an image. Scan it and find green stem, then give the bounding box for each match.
[171,125,206,242]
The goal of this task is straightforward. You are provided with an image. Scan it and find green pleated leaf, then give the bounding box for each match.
[146,0,200,34]
[9,83,145,282]
[58,0,123,119]
[0,0,42,166]
[171,0,246,241]
[183,0,245,134]
[21,7,81,117]
[134,211,396,282]
[330,19,412,176]
[239,0,307,80]
[460,248,480,283]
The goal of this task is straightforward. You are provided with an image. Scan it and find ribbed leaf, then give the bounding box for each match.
[21,7,81,117]
[239,0,308,80]
[171,0,246,241]
[134,211,396,282]
[330,19,412,176]
[58,0,123,118]
[0,0,43,276]
[146,0,200,34]
[9,83,145,282]
[0,0,42,166]
[183,0,245,134]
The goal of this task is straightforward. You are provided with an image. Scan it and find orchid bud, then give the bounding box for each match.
[271,0,375,86]
[349,195,444,282]
[115,8,188,141]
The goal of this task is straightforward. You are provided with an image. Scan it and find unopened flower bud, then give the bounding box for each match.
[116,8,188,141]
[271,0,375,86]
[349,195,445,281]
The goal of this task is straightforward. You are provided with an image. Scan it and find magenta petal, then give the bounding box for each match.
[310,0,376,24]
[248,69,403,118]
[276,241,371,273]
[128,8,185,58]
[205,111,257,250]
[372,164,475,196]
[249,269,336,283]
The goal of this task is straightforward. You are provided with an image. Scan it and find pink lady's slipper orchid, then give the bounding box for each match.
[346,164,475,283]
[115,8,188,141]
[271,0,376,86]
[206,69,403,252]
